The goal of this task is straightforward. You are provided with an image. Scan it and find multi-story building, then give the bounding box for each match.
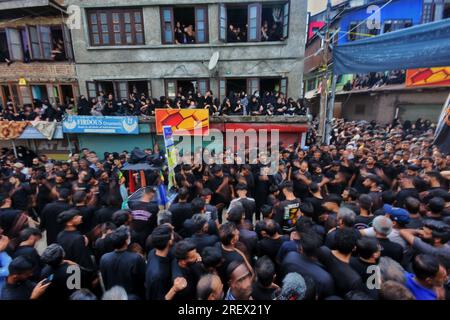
[0,0,77,109]
[304,0,450,122]
[66,0,307,101]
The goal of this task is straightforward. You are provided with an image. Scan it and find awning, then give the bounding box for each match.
[0,0,65,19]
[334,19,450,75]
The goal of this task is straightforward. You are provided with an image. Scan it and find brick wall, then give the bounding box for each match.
[0,62,77,82]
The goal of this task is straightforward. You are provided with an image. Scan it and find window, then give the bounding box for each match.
[165,79,210,98]
[307,78,316,91]
[247,78,260,95]
[221,2,289,43]
[0,24,73,62]
[348,20,380,41]
[87,8,144,46]
[161,6,209,44]
[422,0,450,22]
[383,20,413,33]
[86,80,150,99]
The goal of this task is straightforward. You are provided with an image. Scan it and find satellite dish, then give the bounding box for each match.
[208,51,220,71]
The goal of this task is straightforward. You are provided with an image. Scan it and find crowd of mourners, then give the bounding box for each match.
[343,70,406,91]
[0,90,308,122]
[0,116,449,301]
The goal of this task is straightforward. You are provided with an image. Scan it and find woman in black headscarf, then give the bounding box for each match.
[77,95,92,116]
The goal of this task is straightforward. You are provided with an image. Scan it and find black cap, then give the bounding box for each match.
[201,188,213,196]
[57,209,81,224]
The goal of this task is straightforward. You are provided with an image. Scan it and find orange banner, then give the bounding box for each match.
[406,67,450,87]
[155,109,209,135]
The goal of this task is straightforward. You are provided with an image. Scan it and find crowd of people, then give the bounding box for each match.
[0,89,308,121]
[0,115,449,300]
[344,70,406,91]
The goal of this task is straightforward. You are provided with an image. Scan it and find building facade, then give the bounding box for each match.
[0,0,78,109]
[304,0,450,123]
[66,0,307,102]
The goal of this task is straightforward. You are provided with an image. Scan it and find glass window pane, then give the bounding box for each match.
[92,25,98,33]
[136,33,143,43]
[126,34,132,43]
[220,28,225,40]
[100,13,107,24]
[125,24,131,32]
[93,34,100,44]
[196,9,204,21]
[135,24,142,32]
[124,13,131,23]
[113,13,120,23]
[102,25,108,33]
[113,24,120,32]
[115,33,121,44]
[197,31,205,42]
[250,6,257,18]
[163,10,171,22]
[90,14,97,24]
[250,27,256,39]
[102,34,109,44]
[165,30,172,42]
[134,12,142,23]
[197,22,204,30]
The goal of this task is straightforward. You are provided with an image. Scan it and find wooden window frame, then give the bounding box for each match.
[247,3,262,42]
[160,7,175,44]
[219,3,227,42]
[5,28,24,61]
[195,6,209,44]
[87,8,145,46]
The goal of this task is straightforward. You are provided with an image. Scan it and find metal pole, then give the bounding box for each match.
[325,74,338,145]
[318,0,332,143]
[11,140,18,158]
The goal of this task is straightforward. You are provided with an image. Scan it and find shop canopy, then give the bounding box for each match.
[333,18,450,75]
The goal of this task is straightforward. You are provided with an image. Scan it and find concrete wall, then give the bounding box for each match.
[66,0,307,98]
[339,89,449,123]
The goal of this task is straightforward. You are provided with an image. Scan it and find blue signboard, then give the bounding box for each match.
[63,116,139,134]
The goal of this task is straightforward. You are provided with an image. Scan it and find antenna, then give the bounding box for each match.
[208,51,220,71]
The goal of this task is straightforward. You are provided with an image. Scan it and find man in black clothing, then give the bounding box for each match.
[56,209,96,279]
[229,183,255,222]
[168,188,194,235]
[216,222,246,285]
[40,244,79,300]
[274,181,301,233]
[349,237,381,299]
[281,232,335,299]
[325,207,360,249]
[366,216,403,263]
[256,219,289,264]
[251,256,279,300]
[129,186,159,246]
[0,193,24,238]
[72,191,95,235]
[317,228,364,298]
[351,240,380,277]
[226,203,257,257]
[170,240,203,301]
[145,225,175,300]
[99,226,146,299]
[11,228,43,280]
[0,256,49,300]
[186,214,219,253]
[40,188,72,245]
[405,197,423,229]
[396,176,420,208]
